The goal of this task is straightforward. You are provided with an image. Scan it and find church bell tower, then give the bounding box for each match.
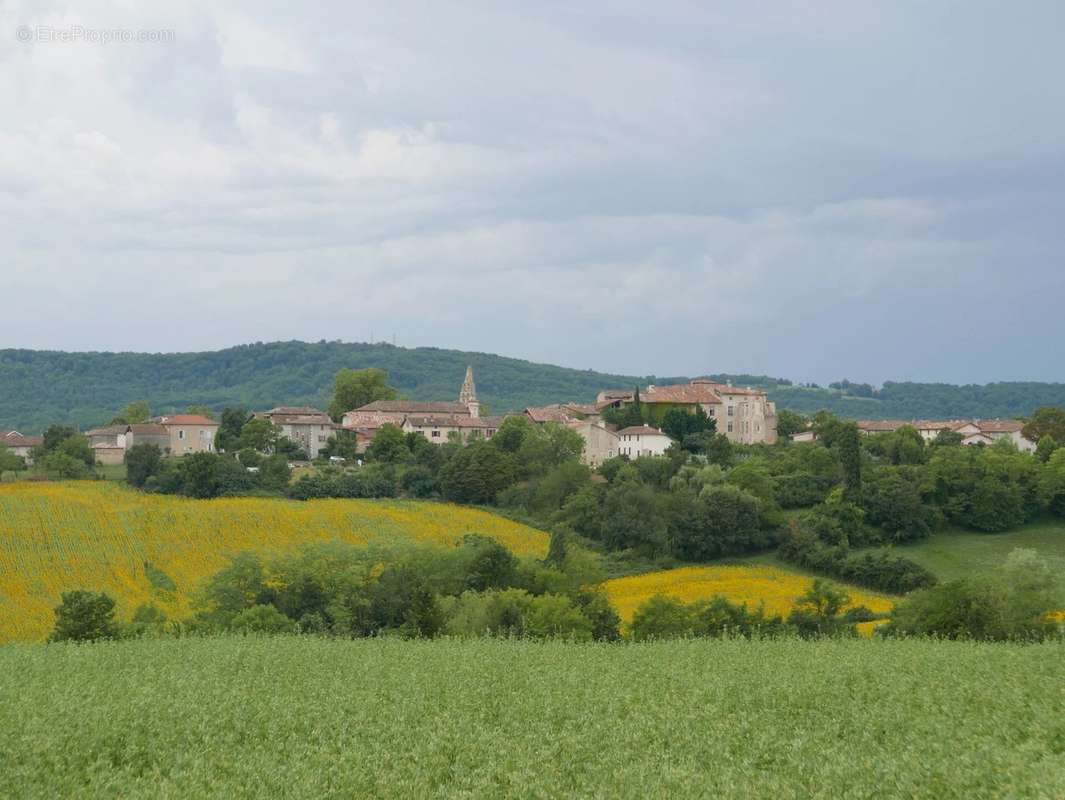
[459,366,479,418]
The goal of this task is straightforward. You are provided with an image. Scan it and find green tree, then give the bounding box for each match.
[110,400,150,425]
[630,595,693,640]
[775,409,808,440]
[365,423,410,464]
[786,579,851,637]
[125,443,163,488]
[238,419,282,453]
[328,368,398,422]
[0,442,26,480]
[516,422,584,477]
[1035,435,1058,464]
[1022,406,1065,445]
[49,590,119,642]
[438,441,519,504]
[492,415,534,453]
[862,469,932,542]
[837,422,862,503]
[216,407,249,453]
[661,406,715,443]
[231,604,296,634]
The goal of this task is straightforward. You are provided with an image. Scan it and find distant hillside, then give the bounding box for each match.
[0,341,687,431]
[0,341,1062,431]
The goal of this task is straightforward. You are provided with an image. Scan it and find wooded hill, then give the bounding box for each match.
[1,341,1062,430]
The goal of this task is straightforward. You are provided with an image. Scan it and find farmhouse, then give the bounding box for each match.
[154,414,219,455]
[253,406,336,459]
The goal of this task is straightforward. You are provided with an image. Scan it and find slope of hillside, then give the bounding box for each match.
[0,341,689,430]
[2,340,1063,430]
[0,482,549,642]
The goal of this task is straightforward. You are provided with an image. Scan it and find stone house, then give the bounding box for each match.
[155,414,219,455]
[402,414,505,444]
[566,420,619,467]
[253,406,335,459]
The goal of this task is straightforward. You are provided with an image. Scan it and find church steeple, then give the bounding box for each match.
[459,366,479,417]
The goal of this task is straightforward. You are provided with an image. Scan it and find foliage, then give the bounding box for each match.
[124,443,163,488]
[48,590,119,643]
[438,441,519,504]
[0,443,26,479]
[861,468,933,542]
[660,406,715,445]
[327,367,398,422]
[237,418,282,453]
[886,549,1059,641]
[775,409,808,439]
[109,399,150,425]
[1022,405,1065,445]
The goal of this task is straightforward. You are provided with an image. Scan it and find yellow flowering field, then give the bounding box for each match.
[602,564,896,623]
[0,482,549,642]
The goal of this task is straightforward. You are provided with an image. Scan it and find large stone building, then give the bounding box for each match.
[597,379,778,445]
[253,406,335,459]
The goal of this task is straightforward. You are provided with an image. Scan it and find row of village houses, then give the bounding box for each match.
[1,367,1038,466]
[1,368,780,467]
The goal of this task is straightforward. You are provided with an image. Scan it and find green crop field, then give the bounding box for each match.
[889,520,1065,596]
[2,636,1063,799]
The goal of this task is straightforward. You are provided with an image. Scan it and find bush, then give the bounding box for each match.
[231,604,297,634]
[49,590,119,642]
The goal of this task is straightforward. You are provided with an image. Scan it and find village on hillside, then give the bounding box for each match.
[0,366,1040,468]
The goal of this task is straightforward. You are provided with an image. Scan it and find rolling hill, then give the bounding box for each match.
[2,340,1064,431]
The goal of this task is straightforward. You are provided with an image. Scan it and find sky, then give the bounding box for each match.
[2,1,1063,385]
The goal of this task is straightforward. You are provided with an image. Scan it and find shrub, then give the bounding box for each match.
[49,590,119,643]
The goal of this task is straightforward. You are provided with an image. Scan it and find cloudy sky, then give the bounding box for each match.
[2,1,1063,384]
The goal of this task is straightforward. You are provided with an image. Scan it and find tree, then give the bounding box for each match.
[328,368,398,422]
[862,469,932,542]
[1035,435,1058,464]
[365,423,410,464]
[630,595,693,640]
[125,443,163,488]
[1040,448,1065,517]
[238,419,282,453]
[0,442,26,480]
[216,407,249,453]
[775,409,808,440]
[109,400,150,425]
[837,422,862,503]
[49,590,119,642]
[516,422,584,477]
[492,415,534,453]
[1022,406,1065,445]
[786,579,851,637]
[661,406,715,444]
[438,441,519,504]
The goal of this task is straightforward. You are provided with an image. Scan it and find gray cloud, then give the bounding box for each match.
[1,0,1063,384]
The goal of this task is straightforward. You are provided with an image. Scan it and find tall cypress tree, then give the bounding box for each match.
[838,422,862,503]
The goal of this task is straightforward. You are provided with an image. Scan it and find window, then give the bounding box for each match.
[178,430,185,440]
[727,422,733,433]
[431,430,440,438]
[727,406,734,416]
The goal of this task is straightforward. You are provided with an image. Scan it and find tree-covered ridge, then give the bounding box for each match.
[2,340,1064,430]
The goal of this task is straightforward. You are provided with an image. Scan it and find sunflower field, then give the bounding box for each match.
[0,482,549,641]
[602,564,896,623]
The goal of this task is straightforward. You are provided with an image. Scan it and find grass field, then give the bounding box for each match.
[602,564,896,623]
[0,482,549,642]
[888,520,1065,598]
[1,636,1062,799]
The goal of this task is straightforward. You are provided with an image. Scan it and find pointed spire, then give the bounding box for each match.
[459,366,479,417]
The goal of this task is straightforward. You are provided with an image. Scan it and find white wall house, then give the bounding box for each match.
[617,426,672,458]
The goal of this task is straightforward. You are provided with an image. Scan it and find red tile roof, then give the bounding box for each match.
[354,400,469,415]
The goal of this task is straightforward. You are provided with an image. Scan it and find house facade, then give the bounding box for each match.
[598,379,778,445]
[254,406,335,459]
[567,420,619,467]
[155,414,219,455]
[402,414,504,444]
[617,425,672,458]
